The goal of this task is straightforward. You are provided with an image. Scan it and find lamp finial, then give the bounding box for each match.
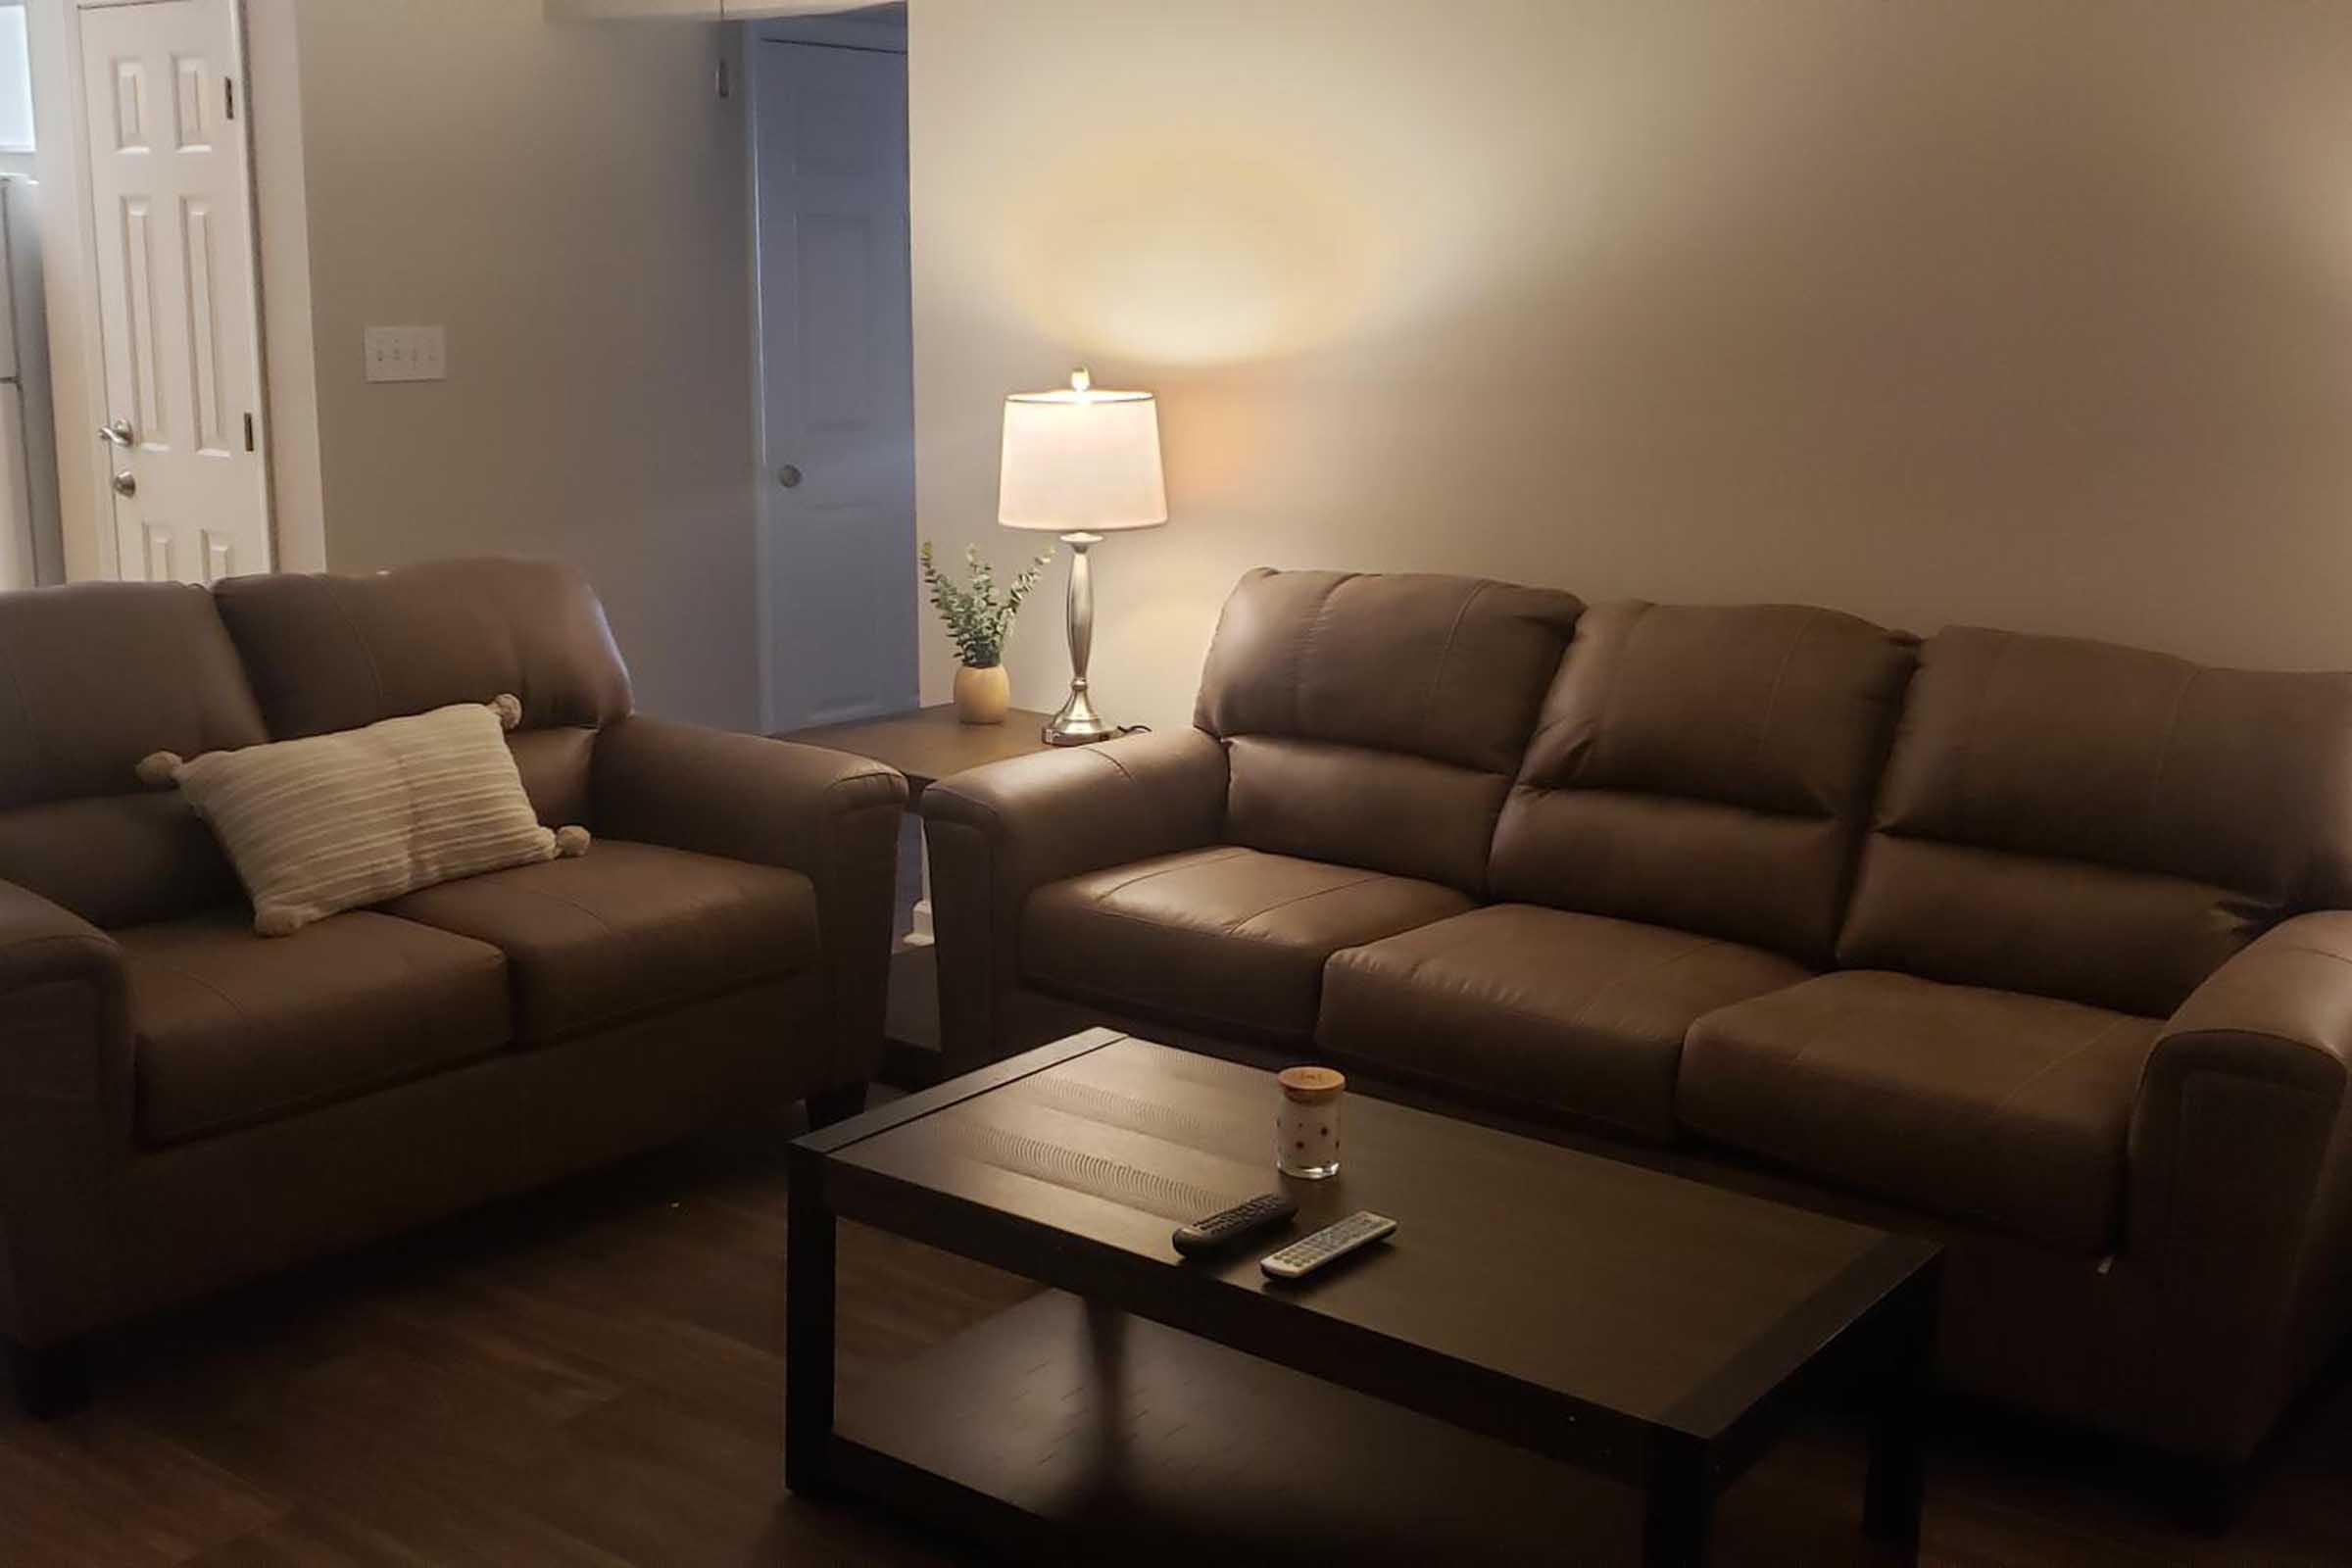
[1070,367,1092,395]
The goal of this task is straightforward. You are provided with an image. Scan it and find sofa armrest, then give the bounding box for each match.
[592,717,908,1091]
[919,726,1228,1071]
[2129,912,2352,1396]
[0,879,130,1348]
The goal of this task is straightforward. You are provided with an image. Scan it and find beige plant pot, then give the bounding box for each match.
[954,662,1011,725]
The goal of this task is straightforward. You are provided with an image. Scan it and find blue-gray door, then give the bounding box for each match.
[752,35,915,730]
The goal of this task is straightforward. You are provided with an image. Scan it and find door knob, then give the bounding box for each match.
[111,471,136,498]
[777,464,803,489]
[98,419,134,448]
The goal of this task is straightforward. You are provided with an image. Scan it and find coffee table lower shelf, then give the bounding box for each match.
[825,1288,1642,1563]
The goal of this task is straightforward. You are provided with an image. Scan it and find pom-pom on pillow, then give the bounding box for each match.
[138,693,589,937]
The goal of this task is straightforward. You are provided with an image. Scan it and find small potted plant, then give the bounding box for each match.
[920,540,1054,725]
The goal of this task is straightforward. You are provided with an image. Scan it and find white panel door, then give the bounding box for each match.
[80,0,269,584]
[753,37,915,730]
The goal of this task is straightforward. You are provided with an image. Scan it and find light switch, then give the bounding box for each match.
[364,325,448,383]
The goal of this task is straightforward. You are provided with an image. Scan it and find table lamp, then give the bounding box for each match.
[999,368,1168,746]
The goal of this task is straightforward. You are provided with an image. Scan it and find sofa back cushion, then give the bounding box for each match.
[1491,602,1918,963]
[213,558,633,826]
[1194,568,1583,890]
[0,581,263,926]
[1840,626,2352,1016]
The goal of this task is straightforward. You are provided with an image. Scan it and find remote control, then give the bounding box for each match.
[1173,1192,1298,1256]
[1260,1210,1397,1280]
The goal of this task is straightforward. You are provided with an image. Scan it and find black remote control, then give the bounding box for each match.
[1172,1192,1298,1256]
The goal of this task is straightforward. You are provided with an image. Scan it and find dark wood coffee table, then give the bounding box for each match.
[787,1030,1940,1565]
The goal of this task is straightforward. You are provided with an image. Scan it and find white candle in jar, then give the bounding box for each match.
[1276,1065,1345,1179]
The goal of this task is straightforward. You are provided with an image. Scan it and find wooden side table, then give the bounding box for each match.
[776,703,1057,1085]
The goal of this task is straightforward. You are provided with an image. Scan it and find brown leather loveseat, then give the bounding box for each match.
[0,558,905,1410]
[923,566,2352,1476]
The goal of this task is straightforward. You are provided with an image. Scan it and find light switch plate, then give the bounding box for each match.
[364,325,447,383]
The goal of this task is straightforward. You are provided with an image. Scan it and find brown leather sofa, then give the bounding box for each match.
[924,566,2352,1474]
[0,558,905,1410]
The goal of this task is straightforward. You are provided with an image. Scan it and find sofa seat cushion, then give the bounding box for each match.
[1319,904,1811,1141]
[382,840,820,1044]
[1024,846,1475,1040]
[122,907,511,1147]
[1679,971,2163,1253]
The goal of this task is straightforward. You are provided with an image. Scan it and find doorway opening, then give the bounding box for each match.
[0,0,58,592]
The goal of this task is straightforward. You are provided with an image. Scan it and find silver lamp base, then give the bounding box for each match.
[1042,684,1118,746]
[1042,530,1118,746]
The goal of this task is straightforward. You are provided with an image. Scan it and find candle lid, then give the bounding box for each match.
[1278,1065,1346,1102]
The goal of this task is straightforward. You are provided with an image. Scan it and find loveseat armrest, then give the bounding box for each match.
[591,717,908,1091]
[0,879,131,1348]
[2128,911,2352,1435]
[920,726,1229,1071]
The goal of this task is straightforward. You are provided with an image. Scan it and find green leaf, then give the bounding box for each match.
[919,539,1053,667]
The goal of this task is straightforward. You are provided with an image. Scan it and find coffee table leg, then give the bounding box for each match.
[785,1150,836,1498]
[1864,1266,1939,1557]
[1643,1432,1714,1567]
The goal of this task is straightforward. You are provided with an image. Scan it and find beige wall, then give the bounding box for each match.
[910,0,2352,731]
[284,2,759,728]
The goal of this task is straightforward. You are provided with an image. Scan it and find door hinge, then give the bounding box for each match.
[243,413,255,453]
[224,78,236,121]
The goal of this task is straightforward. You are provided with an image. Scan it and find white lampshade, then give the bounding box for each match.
[998,368,1168,533]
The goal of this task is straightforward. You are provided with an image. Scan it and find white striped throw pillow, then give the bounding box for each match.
[137,694,589,937]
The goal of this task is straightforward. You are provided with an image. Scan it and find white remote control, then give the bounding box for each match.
[1260,1210,1396,1280]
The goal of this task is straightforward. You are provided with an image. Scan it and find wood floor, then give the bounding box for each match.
[3,1116,2348,1566]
